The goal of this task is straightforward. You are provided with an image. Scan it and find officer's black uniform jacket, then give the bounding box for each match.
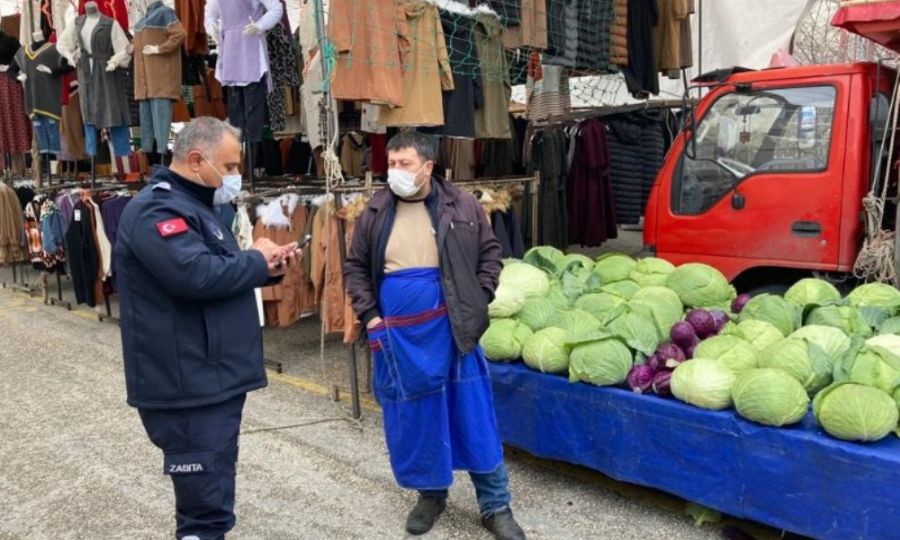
[116,167,272,410]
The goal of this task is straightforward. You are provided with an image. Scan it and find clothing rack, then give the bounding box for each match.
[528,99,691,129]
[2,262,39,296]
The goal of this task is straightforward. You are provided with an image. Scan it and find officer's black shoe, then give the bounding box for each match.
[482,508,526,540]
[405,494,447,536]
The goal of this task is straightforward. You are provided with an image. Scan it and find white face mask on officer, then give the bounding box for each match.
[387,163,428,198]
[202,156,242,205]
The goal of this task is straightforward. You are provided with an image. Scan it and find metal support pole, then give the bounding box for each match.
[333,193,362,420]
[49,267,71,310]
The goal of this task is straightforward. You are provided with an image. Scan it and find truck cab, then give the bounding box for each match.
[643,63,893,292]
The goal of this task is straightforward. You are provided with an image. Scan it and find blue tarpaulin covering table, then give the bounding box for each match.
[488,361,900,540]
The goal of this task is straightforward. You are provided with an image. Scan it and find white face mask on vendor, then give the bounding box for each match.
[387,164,427,198]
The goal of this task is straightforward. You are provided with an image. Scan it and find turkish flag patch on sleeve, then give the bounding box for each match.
[156,217,189,238]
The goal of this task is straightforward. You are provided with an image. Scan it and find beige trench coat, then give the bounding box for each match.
[378,0,454,127]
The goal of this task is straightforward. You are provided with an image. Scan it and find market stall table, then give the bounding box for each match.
[489,361,900,540]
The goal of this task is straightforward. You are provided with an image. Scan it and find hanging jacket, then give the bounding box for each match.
[133,1,186,101]
[64,199,99,306]
[568,118,618,247]
[344,177,502,354]
[474,12,511,139]
[378,0,454,127]
[329,0,407,107]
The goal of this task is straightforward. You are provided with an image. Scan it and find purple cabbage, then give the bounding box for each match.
[686,309,717,338]
[710,309,730,332]
[627,365,656,394]
[652,370,672,396]
[657,342,686,369]
[732,293,752,314]
[684,344,696,359]
[648,353,665,372]
[670,321,699,349]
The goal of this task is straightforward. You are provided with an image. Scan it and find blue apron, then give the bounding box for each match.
[368,268,504,490]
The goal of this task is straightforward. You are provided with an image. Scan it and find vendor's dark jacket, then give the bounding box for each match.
[116,166,272,410]
[344,176,502,353]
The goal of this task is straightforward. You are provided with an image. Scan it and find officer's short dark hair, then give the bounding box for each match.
[386,131,438,163]
[173,117,242,161]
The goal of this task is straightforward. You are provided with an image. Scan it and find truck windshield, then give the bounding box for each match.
[674,85,837,215]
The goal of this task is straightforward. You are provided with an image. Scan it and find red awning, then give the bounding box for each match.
[831,1,900,52]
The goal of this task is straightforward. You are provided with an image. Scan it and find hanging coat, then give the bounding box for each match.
[132,1,186,101]
[71,15,132,128]
[329,0,407,107]
[65,200,100,306]
[568,119,618,247]
[368,268,504,489]
[378,0,454,127]
[474,12,511,139]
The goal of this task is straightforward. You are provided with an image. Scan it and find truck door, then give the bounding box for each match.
[656,82,846,274]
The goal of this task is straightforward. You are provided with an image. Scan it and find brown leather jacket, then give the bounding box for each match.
[343,177,502,353]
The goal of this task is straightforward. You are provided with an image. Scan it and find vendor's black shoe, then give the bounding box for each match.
[482,508,526,540]
[405,495,447,536]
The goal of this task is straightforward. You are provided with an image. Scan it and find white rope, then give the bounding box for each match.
[853,69,900,285]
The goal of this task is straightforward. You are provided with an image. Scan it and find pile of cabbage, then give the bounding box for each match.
[480,248,900,443]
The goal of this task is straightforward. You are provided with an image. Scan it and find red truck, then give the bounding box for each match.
[643,62,895,294]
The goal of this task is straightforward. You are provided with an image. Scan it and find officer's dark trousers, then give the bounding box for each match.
[138,394,246,540]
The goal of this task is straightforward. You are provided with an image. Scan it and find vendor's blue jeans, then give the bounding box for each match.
[420,463,511,517]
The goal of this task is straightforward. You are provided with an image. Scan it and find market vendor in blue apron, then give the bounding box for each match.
[344,132,526,539]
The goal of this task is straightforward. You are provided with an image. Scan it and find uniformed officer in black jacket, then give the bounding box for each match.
[116,117,299,540]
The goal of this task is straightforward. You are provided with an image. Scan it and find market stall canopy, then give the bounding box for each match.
[832,0,900,52]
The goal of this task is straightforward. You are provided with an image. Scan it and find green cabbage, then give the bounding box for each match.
[732,368,810,426]
[866,334,900,357]
[847,282,900,313]
[516,296,559,331]
[488,284,525,318]
[608,312,660,355]
[666,263,736,309]
[568,338,634,386]
[592,253,637,284]
[739,294,801,336]
[546,280,573,309]
[480,319,533,361]
[628,286,684,340]
[671,358,737,410]
[813,382,899,441]
[523,246,567,276]
[574,292,627,325]
[522,327,570,373]
[728,319,785,352]
[561,253,594,272]
[789,325,851,362]
[784,278,842,308]
[498,263,551,298]
[550,309,605,342]
[694,335,758,374]
[805,304,872,337]
[600,280,641,300]
[759,337,833,394]
[560,260,604,301]
[629,257,676,288]
[834,345,900,395]
[878,316,900,335]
